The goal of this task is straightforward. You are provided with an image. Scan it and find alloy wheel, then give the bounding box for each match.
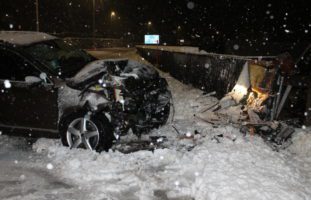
[66,117,100,150]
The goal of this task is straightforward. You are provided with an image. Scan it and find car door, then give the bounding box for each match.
[0,48,59,132]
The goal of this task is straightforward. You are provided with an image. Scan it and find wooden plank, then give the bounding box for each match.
[305,86,311,126]
[247,109,262,124]
[276,85,292,119]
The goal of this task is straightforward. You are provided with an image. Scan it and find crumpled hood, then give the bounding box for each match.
[67,59,159,89]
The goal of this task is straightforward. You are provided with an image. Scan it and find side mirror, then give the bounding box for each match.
[25,76,42,83]
[25,73,48,84]
[39,72,47,83]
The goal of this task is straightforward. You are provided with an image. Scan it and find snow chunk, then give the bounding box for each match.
[70,60,108,83]
[187,2,195,9]
[289,129,311,158]
[46,163,54,170]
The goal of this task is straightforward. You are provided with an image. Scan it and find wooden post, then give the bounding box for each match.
[305,84,311,126]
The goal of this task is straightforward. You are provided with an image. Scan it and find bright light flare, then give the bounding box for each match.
[111,11,116,17]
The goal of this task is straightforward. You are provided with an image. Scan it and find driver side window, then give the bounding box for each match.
[0,49,40,82]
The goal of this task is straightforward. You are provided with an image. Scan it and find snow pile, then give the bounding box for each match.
[0,135,30,151]
[159,71,218,121]
[289,128,311,159]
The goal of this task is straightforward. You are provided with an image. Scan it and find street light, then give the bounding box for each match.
[35,0,40,31]
[91,0,105,37]
[92,0,95,37]
[146,21,152,34]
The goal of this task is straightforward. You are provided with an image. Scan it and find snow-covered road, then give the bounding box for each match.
[1,48,311,200]
[0,135,92,200]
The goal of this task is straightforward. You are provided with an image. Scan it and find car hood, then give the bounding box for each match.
[66,58,159,89]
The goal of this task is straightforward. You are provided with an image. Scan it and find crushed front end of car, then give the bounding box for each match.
[64,59,171,138]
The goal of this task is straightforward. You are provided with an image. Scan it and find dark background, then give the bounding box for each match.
[0,0,310,57]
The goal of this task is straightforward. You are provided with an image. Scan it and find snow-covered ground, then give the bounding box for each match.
[0,135,92,200]
[1,48,311,200]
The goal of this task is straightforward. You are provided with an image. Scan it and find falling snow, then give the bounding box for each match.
[3,80,11,89]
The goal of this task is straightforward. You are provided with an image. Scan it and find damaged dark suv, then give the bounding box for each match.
[0,31,171,151]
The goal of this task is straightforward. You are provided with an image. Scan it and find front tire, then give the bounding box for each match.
[60,112,114,152]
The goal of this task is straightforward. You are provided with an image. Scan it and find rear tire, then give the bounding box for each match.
[59,112,114,152]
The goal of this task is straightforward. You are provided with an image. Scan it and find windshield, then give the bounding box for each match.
[24,39,96,77]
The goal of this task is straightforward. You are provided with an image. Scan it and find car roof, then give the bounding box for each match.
[0,31,57,46]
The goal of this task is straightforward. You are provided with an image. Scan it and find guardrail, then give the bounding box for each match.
[64,37,125,49]
[136,45,275,98]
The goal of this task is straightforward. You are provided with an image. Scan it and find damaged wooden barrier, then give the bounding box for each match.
[194,55,298,147]
[137,45,310,146]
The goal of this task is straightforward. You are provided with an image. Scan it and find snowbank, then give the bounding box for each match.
[33,125,311,200]
[289,128,311,158]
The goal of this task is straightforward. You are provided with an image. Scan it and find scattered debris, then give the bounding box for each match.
[111,135,168,154]
[276,85,292,119]
[195,91,217,100]
[195,55,302,149]
[116,48,309,152]
[199,102,219,113]
[219,96,237,109]
[274,123,295,144]
[172,125,181,135]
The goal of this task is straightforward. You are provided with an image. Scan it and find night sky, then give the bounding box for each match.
[0,0,310,55]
